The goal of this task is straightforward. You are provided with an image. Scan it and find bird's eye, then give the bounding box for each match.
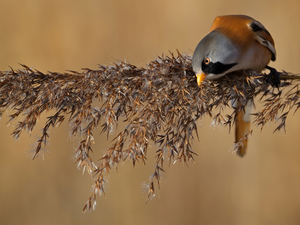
[204,58,210,65]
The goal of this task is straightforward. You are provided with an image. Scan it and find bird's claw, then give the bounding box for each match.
[266,66,281,88]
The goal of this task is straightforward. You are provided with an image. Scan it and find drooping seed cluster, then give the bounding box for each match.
[0,52,298,211]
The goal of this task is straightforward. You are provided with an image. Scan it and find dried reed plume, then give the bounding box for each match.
[0,51,299,211]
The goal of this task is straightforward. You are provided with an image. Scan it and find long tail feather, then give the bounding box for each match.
[235,100,252,157]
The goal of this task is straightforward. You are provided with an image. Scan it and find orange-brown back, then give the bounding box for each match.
[210,15,275,57]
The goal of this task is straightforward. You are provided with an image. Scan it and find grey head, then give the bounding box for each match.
[192,30,239,81]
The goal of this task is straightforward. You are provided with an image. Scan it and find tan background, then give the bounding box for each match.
[1,0,300,224]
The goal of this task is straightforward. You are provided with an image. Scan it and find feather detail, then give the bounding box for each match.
[254,35,276,61]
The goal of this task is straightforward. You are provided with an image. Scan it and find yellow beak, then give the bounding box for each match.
[196,73,207,86]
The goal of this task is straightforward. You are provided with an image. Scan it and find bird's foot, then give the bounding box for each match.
[266,66,281,88]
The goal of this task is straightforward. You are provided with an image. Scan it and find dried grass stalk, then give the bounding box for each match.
[0,51,299,211]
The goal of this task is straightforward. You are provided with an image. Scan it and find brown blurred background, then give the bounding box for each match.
[1,0,300,224]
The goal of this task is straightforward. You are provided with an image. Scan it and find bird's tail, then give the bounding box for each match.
[234,100,252,157]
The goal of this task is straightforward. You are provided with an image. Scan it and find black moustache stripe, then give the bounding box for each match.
[202,61,237,75]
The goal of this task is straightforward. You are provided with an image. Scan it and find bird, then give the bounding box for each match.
[192,15,279,157]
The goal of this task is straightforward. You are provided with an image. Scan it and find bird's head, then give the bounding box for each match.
[192,30,238,86]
